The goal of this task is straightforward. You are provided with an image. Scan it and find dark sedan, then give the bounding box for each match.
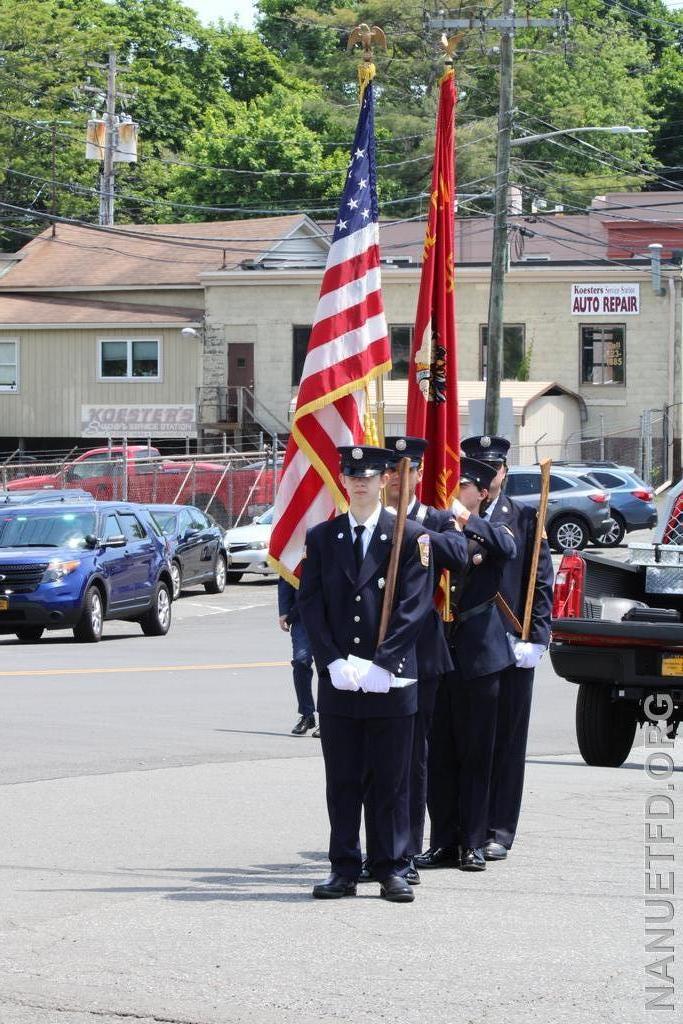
[147,504,227,599]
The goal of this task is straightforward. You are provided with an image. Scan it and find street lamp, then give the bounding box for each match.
[483,123,650,435]
[510,125,649,147]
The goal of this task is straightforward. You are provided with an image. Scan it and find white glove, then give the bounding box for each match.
[513,641,546,670]
[359,662,392,694]
[328,658,361,691]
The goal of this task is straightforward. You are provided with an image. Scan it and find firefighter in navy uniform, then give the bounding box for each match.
[460,435,554,861]
[299,445,436,904]
[360,435,468,886]
[416,456,516,872]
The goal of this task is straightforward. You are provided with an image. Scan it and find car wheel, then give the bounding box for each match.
[575,682,637,767]
[548,515,589,553]
[170,560,182,600]
[139,582,172,637]
[595,513,626,548]
[226,571,243,584]
[15,627,44,643]
[205,553,227,594]
[73,585,104,643]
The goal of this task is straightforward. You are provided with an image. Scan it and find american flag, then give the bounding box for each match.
[268,81,391,585]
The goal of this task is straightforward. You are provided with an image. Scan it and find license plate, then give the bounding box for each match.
[0,598,7,612]
[661,655,683,676]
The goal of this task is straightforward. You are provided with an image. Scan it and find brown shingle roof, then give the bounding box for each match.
[0,216,307,289]
[0,294,200,325]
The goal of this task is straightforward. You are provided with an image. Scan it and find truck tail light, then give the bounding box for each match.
[663,494,683,544]
[632,489,654,501]
[587,491,608,504]
[552,552,585,619]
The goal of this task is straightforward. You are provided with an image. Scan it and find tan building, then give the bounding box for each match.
[0,197,681,477]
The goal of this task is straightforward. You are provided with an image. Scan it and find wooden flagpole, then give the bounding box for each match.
[521,457,551,640]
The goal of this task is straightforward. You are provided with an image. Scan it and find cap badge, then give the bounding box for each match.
[351,447,363,460]
[395,438,407,451]
[481,436,491,448]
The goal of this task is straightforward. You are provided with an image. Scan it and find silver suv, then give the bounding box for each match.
[504,466,614,552]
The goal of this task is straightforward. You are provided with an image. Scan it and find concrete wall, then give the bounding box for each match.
[0,326,201,438]
[203,266,676,447]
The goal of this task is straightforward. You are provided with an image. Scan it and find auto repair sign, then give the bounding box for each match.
[571,283,640,315]
[81,404,196,437]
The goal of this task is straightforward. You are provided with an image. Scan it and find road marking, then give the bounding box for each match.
[0,660,289,678]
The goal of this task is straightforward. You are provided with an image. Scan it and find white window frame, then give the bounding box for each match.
[97,337,163,382]
[0,337,19,393]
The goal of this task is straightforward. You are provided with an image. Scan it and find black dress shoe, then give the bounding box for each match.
[359,859,373,883]
[291,714,316,736]
[483,841,508,861]
[405,864,421,886]
[379,875,415,903]
[414,846,460,869]
[459,847,486,871]
[312,873,357,899]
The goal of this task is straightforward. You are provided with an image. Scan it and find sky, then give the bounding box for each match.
[185,0,256,26]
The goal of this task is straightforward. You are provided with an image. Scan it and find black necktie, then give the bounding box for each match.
[353,524,365,571]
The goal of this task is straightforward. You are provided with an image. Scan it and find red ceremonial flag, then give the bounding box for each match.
[406,67,459,508]
[268,80,391,585]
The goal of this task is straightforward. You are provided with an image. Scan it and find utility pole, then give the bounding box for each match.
[427,8,569,434]
[485,16,514,435]
[83,48,136,226]
[100,49,117,226]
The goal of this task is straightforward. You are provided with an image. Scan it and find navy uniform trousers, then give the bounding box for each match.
[486,495,553,849]
[364,504,467,867]
[427,512,516,850]
[299,507,435,881]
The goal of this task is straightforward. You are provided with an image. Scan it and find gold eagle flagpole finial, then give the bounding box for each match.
[347,24,387,101]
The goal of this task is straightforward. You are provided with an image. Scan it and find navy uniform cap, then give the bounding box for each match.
[385,435,428,468]
[461,435,511,464]
[460,456,498,491]
[338,445,392,477]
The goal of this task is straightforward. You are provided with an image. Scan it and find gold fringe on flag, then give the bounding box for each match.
[363,382,379,445]
[358,60,376,100]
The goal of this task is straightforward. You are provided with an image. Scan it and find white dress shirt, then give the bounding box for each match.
[348,502,383,559]
[482,495,500,520]
[384,496,417,518]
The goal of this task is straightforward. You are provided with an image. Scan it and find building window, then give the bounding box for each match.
[480,325,526,380]
[580,325,625,385]
[98,339,161,381]
[292,325,311,386]
[0,339,18,392]
[389,325,413,380]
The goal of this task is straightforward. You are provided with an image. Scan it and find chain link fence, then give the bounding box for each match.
[511,407,671,488]
[0,448,281,528]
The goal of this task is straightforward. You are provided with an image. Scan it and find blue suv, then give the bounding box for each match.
[0,501,173,643]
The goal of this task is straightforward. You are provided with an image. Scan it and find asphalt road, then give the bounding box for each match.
[0,534,678,1024]
[0,573,580,787]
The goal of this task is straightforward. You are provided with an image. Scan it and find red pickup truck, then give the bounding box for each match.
[7,446,274,525]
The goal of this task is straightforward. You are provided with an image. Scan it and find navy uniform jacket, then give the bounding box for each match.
[299,507,435,718]
[490,494,554,646]
[448,513,517,680]
[408,503,468,679]
[277,577,300,626]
